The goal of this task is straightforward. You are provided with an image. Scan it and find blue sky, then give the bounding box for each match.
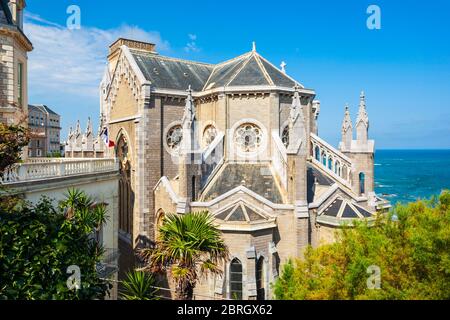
[25,0,450,149]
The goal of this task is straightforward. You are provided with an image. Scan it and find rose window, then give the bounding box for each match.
[203,125,217,147]
[234,123,263,153]
[166,125,183,152]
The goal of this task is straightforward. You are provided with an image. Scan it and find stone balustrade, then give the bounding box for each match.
[271,131,288,189]
[1,158,119,184]
[201,132,225,189]
[310,133,352,187]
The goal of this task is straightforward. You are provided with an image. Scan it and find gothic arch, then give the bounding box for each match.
[115,128,133,162]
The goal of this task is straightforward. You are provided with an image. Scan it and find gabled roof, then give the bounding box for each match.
[203,50,298,90]
[0,0,13,25]
[128,47,301,92]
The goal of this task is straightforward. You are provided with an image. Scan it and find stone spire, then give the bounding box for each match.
[75,120,81,137]
[356,91,369,127]
[356,91,369,143]
[252,41,256,52]
[341,104,353,150]
[97,113,104,136]
[287,84,306,154]
[68,126,73,140]
[86,117,92,136]
[181,85,199,154]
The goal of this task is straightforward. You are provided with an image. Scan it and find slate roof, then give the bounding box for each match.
[319,196,375,219]
[307,163,334,203]
[0,0,13,25]
[129,48,299,91]
[132,51,214,91]
[202,163,284,204]
[29,104,59,116]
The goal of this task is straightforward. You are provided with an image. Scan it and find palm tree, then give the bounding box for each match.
[120,270,158,300]
[139,211,229,300]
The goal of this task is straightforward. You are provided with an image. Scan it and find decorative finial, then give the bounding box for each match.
[280,61,287,73]
[252,41,256,52]
[342,103,352,131]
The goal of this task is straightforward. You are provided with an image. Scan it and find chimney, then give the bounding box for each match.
[107,38,157,73]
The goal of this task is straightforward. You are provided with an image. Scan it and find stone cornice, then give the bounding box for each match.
[0,25,33,52]
[151,86,316,100]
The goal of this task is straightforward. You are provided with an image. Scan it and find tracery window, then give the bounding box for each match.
[203,125,217,147]
[166,125,183,152]
[234,123,262,153]
[281,125,289,147]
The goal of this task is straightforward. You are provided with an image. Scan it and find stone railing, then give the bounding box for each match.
[310,133,352,186]
[1,158,119,184]
[201,132,225,189]
[271,131,288,189]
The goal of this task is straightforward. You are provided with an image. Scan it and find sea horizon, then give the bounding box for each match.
[374,149,450,204]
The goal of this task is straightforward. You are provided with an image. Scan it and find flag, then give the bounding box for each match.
[100,127,115,148]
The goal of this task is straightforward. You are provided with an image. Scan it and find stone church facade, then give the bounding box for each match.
[100,38,390,299]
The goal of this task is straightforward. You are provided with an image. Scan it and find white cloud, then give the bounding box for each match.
[184,33,200,53]
[25,13,170,99]
[23,13,170,139]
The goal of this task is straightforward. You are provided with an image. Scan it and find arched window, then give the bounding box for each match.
[334,160,340,175]
[315,146,320,161]
[322,152,327,166]
[359,172,366,195]
[256,257,265,300]
[230,259,243,300]
[191,176,196,201]
[328,157,333,170]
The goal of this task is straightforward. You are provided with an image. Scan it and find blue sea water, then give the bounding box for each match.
[374,150,450,204]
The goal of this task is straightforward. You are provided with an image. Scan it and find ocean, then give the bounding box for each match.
[374,149,450,204]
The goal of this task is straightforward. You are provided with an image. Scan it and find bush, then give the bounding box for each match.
[0,190,111,300]
[273,191,450,300]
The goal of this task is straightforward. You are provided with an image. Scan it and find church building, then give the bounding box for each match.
[100,38,390,300]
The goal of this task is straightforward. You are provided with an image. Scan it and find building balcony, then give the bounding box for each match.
[1,158,119,184]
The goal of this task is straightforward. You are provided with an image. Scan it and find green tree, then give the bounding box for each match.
[273,191,450,300]
[0,190,111,300]
[139,211,229,300]
[0,122,29,174]
[120,270,158,300]
[0,122,30,211]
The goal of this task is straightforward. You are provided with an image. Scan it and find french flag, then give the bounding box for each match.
[100,127,115,148]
